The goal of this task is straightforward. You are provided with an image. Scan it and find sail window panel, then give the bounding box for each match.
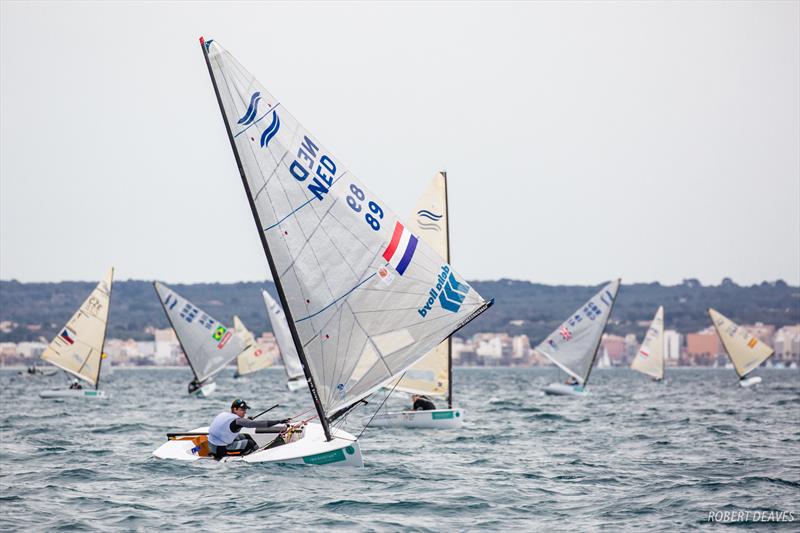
[372,328,415,356]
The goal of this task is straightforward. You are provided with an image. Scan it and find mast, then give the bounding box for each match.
[95,267,113,390]
[442,171,453,409]
[583,278,620,386]
[199,38,332,441]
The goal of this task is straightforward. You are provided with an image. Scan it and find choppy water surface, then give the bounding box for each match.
[1,367,798,531]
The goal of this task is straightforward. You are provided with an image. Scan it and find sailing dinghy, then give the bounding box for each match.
[708,308,774,387]
[368,172,463,429]
[537,279,621,396]
[262,289,306,391]
[154,281,245,397]
[153,38,492,466]
[39,268,113,399]
[631,306,666,382]
[232,315,271,379]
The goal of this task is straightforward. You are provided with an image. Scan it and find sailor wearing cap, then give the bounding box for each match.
[207,399,290,459]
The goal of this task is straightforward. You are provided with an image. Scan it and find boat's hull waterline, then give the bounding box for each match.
[286,378,306,392]
[739,376,762,388]
[39,389,109,399]
[152,422,363,467]
[543,383,586,396]
[190,381,216,398]
[367,408,464,429]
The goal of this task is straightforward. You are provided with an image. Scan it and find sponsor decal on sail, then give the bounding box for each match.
[418,265,471,316]
[416,209,443,231]
[259,111,280,148]
[382,221,418,275]
[238,92,262,126]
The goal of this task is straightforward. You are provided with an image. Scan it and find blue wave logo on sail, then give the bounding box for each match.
[416,209,443,231]
[260,111,280,148]
[418,265,470,317]
[237,92,262,126]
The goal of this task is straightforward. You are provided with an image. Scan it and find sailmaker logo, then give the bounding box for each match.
[418,265,470,317]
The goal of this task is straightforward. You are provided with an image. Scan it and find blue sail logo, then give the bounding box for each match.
[260,111,280,148]
[418,265,470,317]
[237,92,262,125]
[416,209,443,231]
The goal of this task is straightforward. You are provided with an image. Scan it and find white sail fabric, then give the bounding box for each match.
[631,306,665,380]
[391,172,449,398]
[41,268,113,386]
[233,316,271,376]
[708,308,774,378]
[154,282,244,383]
[204,40,490,417]
[263,290,304,382]
[534,279,621,384]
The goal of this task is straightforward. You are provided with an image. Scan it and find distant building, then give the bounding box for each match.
[664,330,682,366]
[685,328,721,366]
[773,325,800,366]
[600,334,625,365]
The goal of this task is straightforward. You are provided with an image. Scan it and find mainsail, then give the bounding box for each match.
[201,38,492,439]
[262,289,304,382]
[631,306,665,380]
[708,308,774,378]
[153,282,244,383]
[534,279,621,384]
[41,268,113,387]
[233,316,271,377]
[389,172,450,401]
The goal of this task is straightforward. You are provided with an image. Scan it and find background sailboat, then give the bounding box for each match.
[370,171,464,429]
[536,279,621,396]
[262,290,306,391]
[39,268,113,399]
[631,306,665,382]
[153,281,245,397]
[154,38,491,465]
[708,308,774,387]
[232,315,271,379]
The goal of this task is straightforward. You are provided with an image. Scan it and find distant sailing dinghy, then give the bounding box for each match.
[232,316,271,379]
[708,308,774,388]
[631,306,665,382]
[152,38,491,466]
[153,282,245,398]
[262,290,306,392]
[39,268,114,399]
[369,172,463,429]
[537,279,621,396]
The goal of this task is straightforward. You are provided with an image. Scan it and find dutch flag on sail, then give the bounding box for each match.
[382,221,418,276]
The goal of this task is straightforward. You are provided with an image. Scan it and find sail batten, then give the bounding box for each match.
[154,282,244,383]
[708,308,774,378]
[41,268,113,386]
[631,306,665,380]
[534,279,621,385]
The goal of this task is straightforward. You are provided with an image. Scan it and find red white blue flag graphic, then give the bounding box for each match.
[382,221,418,275]
[60,329,75,345]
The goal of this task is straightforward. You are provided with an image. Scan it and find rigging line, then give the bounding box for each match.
[296,273,377,323]
[357,372,405,441]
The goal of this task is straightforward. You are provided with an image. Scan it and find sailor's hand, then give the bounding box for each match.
[279,418,291,424]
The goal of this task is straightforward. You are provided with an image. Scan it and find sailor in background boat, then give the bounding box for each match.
[188,379,202,394]
[564,377,579,386]
[412,394,436,411]
[207,399,289,459]
[69,379,83,390]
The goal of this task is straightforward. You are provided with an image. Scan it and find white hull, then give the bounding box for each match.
[739,376,762,388]
[190,381,216,398]
[366,408,464,429]
[286,378,306,392]
[543,383,586,396]
[152,422,363,467]
[39,389,109,399]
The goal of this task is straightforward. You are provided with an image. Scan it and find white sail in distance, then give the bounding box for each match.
[708,308,774,378]
[41,268,113,387]
[153,282,244,383]
[390,172,450,398]
[233,316,271,377]
[262,289,304,382]
[631,306,665,380]
[202,39,491,422]
[534,279,621,384]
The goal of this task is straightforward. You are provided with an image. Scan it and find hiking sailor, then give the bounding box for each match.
[207,399,289,459]
[411,394,436,411]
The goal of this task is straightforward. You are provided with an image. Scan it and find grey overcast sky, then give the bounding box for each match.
[1,1,798,286]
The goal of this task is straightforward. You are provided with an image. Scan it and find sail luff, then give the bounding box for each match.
[443,171,453,409]
[94,267,113,389]
[199,37,332,440]
[582,280,619,385]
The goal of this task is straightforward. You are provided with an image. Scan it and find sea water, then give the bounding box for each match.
[1,367,797,531]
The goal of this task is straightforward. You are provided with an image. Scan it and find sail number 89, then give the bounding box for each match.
[346,184,383,231]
